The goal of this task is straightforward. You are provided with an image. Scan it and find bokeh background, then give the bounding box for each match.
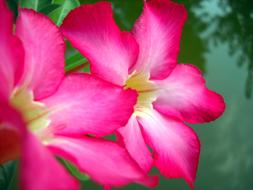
[1,0,253,189]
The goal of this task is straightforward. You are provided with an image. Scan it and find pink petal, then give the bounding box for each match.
[117,116,153,173]
[42,74,137,137]
[137,109,200,187]
[0,0,12,35]
[61,2,138,85]
[0,101,21,164]
[0,0,24,98]
[154,64,225,124]
[0,100,20,164]
[21,134,79,190]
[16,9,65,100]
[0,102,24,164]
[0,102,79,190]
[131,0,187,79]
[48,136,158,188]
[0,127,20,164]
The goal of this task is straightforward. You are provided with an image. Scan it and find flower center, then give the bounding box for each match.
[125,72,157,115]
[10,87,51,134]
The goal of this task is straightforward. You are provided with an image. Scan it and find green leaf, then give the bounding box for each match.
[65,41,89,72]
[110,0,143,31]
[21,0,51,11]
[65,53,88,72]
[0,161,18,190]
[48,0,80,26]
[39,4,61,15]
[59,158,90,182]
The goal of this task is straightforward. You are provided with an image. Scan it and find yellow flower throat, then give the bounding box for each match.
[125,72,157,115]
[10,87,51,134]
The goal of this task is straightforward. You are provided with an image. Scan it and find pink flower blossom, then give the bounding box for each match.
[61,0,226,187]
[0,0,158,189]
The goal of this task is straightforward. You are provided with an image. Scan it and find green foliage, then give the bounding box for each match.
[66,53,87,72]
[48,0,80,26]
[20,0,80,26]
[65,41,89,73]
[0,161,18,190]
[110,0,143,31]
[21,0,51,11]
[59,158,90,182]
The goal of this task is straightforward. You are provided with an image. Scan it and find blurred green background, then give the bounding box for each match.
[1,0,253,189]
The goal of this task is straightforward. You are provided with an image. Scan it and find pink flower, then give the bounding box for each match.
[61,0,226,187]
[0,1,158,189]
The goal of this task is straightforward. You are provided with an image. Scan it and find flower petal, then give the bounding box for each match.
[42,74,137,137]
[131,0,187,79]
[0,0,12,36]
[48,136,158,188]
[154,64,225,123]
[61,2,138,85]
[117,115,153,173]
[0,0,24,98]
[0,127,20,164]
[21,134,79,190]
[0,102,23,164]
[137,109,200,187]
[16,9,65,100]
[0,101,79,190]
